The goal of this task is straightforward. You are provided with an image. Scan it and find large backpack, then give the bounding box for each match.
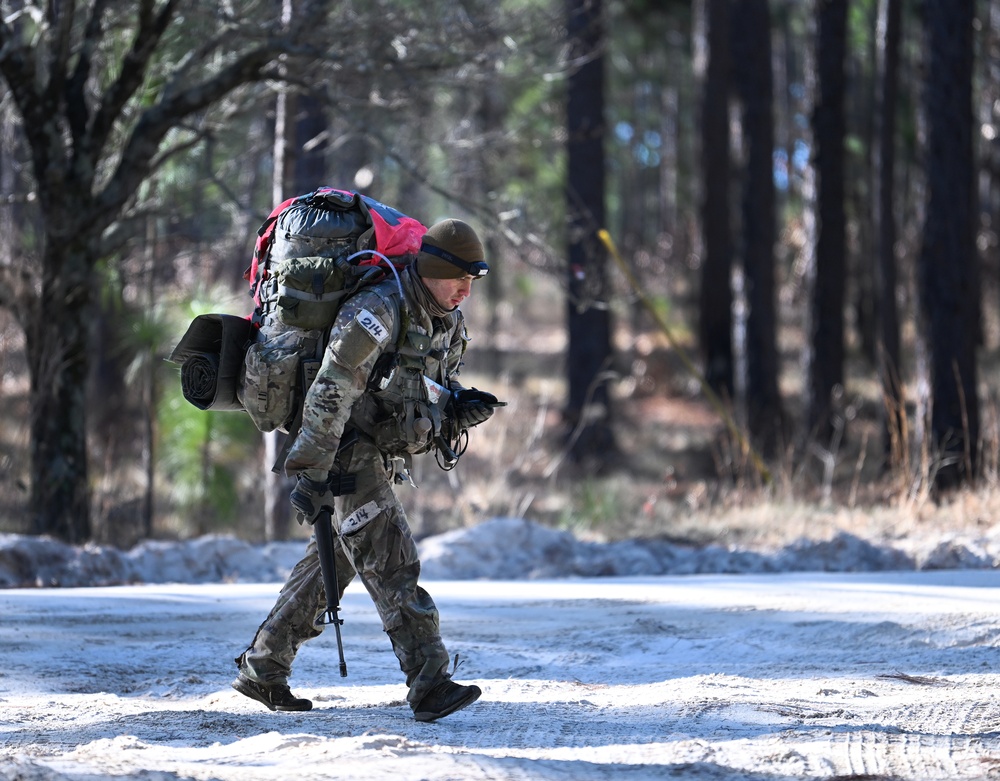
[169,188,427,437]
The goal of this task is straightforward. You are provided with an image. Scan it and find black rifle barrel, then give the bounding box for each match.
[314,509,348,677]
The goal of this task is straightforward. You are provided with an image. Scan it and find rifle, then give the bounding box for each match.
[314,507,348,677]
[292,431,358,677]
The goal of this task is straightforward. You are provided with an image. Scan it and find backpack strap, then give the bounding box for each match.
[245,194,302,308]
[363,279,411,352]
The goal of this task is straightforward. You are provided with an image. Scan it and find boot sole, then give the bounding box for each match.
[413,685,482,722]
[231,675,312,712]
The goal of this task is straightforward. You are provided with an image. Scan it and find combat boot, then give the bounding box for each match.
[413,679,481,722]
[231,672,313,712]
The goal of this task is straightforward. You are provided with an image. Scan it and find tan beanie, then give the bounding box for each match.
[415,219,489,279]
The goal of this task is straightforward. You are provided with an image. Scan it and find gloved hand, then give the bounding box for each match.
[449,387,500,430]
[289,469,334,526]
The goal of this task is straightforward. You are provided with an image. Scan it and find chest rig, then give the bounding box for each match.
[351,288,460,462]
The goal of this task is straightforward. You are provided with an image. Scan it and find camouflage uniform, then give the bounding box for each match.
[236,264,467,710]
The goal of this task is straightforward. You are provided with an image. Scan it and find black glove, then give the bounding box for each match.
[289,470,334,526]
[449,387,500,431]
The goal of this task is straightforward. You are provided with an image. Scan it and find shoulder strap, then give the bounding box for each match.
[244,193,302,309]
[363,281,410,352]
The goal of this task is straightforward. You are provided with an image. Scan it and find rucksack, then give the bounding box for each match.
[169,188,427,437]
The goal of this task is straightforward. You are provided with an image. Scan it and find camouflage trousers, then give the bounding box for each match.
[236,438,451,709]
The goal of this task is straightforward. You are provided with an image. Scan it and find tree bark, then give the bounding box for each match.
[732,0,785,457]
[698,0,734,399]
[873,0,904,467]
[27,241,93,542]
[806,0,848,445]
[565,0,616,468]
[918,0,979,489]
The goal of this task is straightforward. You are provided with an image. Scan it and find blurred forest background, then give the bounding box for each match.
[1,0,999,551]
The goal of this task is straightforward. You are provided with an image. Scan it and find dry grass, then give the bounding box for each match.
[414,307,1000,553]
[442,367,1000,552]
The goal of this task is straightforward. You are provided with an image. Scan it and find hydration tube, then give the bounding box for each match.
[345,249,405,301]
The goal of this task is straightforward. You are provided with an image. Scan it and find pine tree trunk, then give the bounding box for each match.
[918,0,979,489]
[565,0,616,468]
[873,0,904,468]
[26,244,92,543]
[698,0,734,398]
[732,0,785,456]
[806,0,848,445]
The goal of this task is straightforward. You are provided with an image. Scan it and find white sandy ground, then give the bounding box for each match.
[2,569,1000,781]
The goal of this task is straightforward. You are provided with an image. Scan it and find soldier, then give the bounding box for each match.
[232,218,498,722]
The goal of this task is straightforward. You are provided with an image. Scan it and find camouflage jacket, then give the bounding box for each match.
[282,265,468,475]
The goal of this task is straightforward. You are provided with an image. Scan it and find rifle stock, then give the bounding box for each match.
[314,509,348,677]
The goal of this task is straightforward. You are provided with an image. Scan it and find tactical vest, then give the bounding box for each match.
[346,283,464,459]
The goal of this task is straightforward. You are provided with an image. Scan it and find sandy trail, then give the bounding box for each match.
[2,572,1000,780]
